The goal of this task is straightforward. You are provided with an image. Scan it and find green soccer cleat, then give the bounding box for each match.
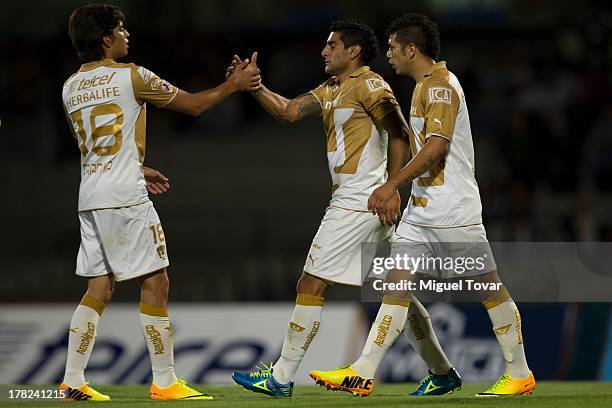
[410,367,463,396]
[232,363,294,397]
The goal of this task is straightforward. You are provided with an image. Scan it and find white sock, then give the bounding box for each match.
[484,290,530,379]
[404,297,452,375]
[63,294,105,388]
[140,303,178,388]
[272,294,323,384]
[352,296,409,378]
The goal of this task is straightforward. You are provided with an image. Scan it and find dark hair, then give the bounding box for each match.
[385,13,440,60]
[329,20,379,64]
[68,4,125,62]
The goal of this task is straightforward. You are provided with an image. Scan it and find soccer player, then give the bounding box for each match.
[60,4,260,401]
[227,20,461,398]
[311,13,536,397]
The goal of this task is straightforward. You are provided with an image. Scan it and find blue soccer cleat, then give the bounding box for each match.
[410,367,462,396]
[232,363,294,398]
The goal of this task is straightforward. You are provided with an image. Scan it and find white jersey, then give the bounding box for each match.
[62,59,178,212]
[310,66,401,211]
[402,61,482,227]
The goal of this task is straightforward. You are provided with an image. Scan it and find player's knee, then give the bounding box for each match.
[104,283,115,303]
[296,274,327,297]
[141,269,169,298]
[87,276,114,303]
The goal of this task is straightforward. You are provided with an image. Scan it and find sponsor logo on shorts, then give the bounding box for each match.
[156,245,167,260]
[308,254,318,266]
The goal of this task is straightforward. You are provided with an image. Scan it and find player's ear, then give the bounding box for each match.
[407,43,416,59]
[102,33,114,49]
[349,44,362,61]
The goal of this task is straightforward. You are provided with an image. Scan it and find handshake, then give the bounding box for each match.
[224,52,262,93]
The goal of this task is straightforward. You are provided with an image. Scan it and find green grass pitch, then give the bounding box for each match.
[1,382,611,407]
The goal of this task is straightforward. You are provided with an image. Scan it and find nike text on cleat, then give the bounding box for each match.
[149,378,213,400]
[59,382,110,401]
[410,367,463,396]
[232,363,294,397]
[309,365,374,397]
[476,371,536,396]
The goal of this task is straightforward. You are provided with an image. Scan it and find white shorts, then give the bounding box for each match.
[76,201,169,282]
[303,206,394,286]
[390,222,497,278]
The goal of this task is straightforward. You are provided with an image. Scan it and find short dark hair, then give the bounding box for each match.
[68,4,125,62]
[330,20,379,64]
[385,13,440,60]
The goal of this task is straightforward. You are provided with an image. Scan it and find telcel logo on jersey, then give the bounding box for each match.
[78,73,116,91]
[76,322,96,355]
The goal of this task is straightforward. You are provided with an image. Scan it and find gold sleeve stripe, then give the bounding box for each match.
[382,295,411,307]
[80,294,106,316]
[140,302,169,317]
[296,293,325,306]
[482,286,511,310]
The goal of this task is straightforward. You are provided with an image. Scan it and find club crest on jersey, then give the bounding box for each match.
[365,78,391,93]
[428,87,452,104]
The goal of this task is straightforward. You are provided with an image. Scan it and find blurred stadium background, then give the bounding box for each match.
[1,0,611,388]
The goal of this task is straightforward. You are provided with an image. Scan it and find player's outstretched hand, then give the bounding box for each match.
[368,183,399,226]
[225,55,243,79]
[226,52,261,92]
[144,166,170,195]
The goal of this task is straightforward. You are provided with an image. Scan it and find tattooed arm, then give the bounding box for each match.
[252,85,322,124]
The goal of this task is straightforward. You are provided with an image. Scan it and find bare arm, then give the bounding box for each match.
[253,86,321,124]
[166,56,261,116]
[388,136,449,189]
[367,135,449,215]
[166,85,237,116]
[377,109,410,176]
[371,109,410,225]
[225,53,320,124]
